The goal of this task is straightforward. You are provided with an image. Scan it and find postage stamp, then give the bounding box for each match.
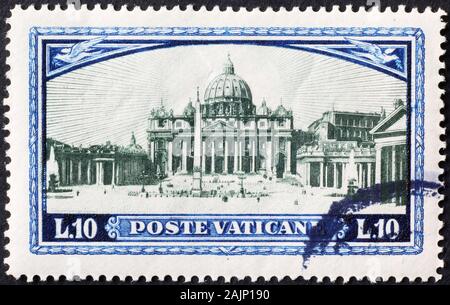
[4,7,445,281]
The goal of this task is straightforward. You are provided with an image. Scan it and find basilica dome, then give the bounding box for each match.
[203,55,255,116]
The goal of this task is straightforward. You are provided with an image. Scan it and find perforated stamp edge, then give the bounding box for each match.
[3,5,445,282]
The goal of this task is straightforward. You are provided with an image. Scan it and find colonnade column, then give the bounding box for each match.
[302,163,306,186]
[342,163,347,189]
[375,146,382,184]
[391,145,396,181]
[319,162,324,187]
[333,162,337,188]
[60,159,66,185]
[96,161,104,186]
[69,159,73,185]
[112,161,116,186]
[116,162,120,185]
[95,162,99,185]
[77,161,82,184]
[367,162,372,187]
[87,160,91,185]
[358,163,363,187]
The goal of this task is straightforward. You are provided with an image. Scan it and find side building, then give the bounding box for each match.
[296,109,383,189]
[46,133,149,187]
[370,100,408,204]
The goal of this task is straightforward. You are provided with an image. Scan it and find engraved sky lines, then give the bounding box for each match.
[46,44,407,147]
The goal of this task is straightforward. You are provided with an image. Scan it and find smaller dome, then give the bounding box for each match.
[273,103,292,117]
[257,99,271,115]
[125,132,144,153]
[183,100,195,117]
[150,102,173,119]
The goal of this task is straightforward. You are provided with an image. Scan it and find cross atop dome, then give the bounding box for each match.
[223,53,235,74]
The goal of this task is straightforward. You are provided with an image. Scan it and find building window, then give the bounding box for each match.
[259,121,266,128]
[158,119,165,127]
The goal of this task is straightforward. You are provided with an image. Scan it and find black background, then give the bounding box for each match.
[0,0,448,302]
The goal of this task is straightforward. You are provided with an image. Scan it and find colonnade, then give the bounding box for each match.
[299,160,375,189]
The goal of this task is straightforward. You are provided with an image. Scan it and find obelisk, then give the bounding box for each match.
[192,87,203,196]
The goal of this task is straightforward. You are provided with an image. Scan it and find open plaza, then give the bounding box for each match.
[46,55,409,215]
[47,173,405,214]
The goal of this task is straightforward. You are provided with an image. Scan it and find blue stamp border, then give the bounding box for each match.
[29,27,425,255]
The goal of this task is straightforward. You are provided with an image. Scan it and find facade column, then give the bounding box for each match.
[324,163,328,187]
[266,140,272,174]
[182,140,187,173]
[375,146,382,184]
[87,160,91,185]
[234,140,238,173]
[333,162,337,188]
[319,162,324,187]
[202,141,206,173]
[251,139,256,173]
[211,140,215,174]
[367,162,372,187]
[391,145,396,181]
[168,141,173,175]
[150,141,155,163]
[285,140,291,174]
[224,140,228,174]
[238,140,243,172]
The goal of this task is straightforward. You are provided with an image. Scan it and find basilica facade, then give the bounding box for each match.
[147,55,295,178]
